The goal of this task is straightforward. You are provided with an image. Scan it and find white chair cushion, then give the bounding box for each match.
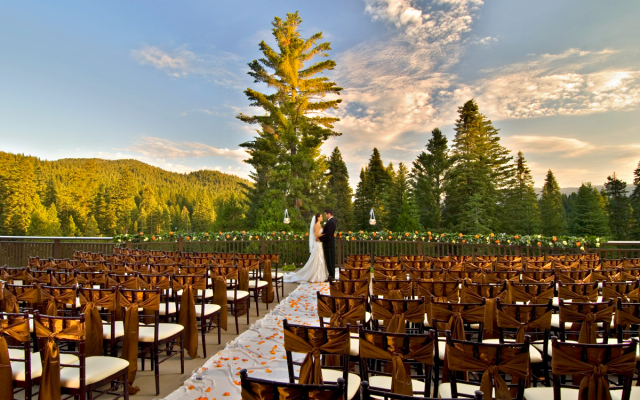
[525,387,578,400]
[368,375,426,395]
[248,281,268,288]
[439,382,492,398]
[103,321,125,340]
[159,302,177,316]
[437,340,446,359]
[321,369,360,400]
[196,303,221,317]
[483,338,544,363]
[271,271,285,278]
[611,386,640,400]
[139,323,184,342]
[227,290,250,300]
[349,338,359,356]
[176,289,214,298]
[59,356,129,388]
[8,349,79,381]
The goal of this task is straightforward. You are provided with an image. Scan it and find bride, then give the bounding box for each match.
[283,213,328,283]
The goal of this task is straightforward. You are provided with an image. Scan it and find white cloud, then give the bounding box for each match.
[124,136,247,162]
[130,45,243,87]
[501,135,596,157]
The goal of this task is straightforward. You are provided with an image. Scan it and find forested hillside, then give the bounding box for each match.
[0,152,249,236]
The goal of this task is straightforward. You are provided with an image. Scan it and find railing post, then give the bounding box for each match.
[337,238,343,267]
[178,237,184,253]
[417,238,423,256]
[53,239,62,259]
[126,241,133,250]
[261,237,266,254]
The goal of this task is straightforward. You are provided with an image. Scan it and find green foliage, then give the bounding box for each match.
[64,215,79,237]
[444,99,514,232]
[502,152,541,234]
[631,161,640,239]
[539,170,568,236]
[411,128,451,229]
[389,163,421,232]
[353,148,393,230]
[0,154,38,234]
[569,183,611,237]
[214,194,247,231]
[238,11,342,231]
[192,192,216,232]
[326,147,353,229]
[28,201,62,236]
[604,174,635,240]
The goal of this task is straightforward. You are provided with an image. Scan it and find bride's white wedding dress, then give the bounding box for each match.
[283,227,328,283]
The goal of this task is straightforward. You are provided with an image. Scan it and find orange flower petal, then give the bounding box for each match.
[223,392,230,396]
[266,369,272,373]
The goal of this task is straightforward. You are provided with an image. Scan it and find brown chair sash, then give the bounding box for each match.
[446,344,529,400]
[551,344,636,400]
[559,305,614,344]
[359,336,433,396]
[238,266,250,291]
[76,273,106,287]
[470,272,502,284]
[329,280,369,298]
[117,291,160,394]
[33,319,84,400]
[0,319,30,400]
[429,304,485,340]
[79,292,117,357]
[283,328,350,385]
[261,260,274,304]
[558,286,599,302]
[371,301,424,333]
[372,281,412,299]
[416,281,459,304]
[212,275,228,331]
[461,287,506,339]
[496,309,552,343]
[174,277,207,359]
[507,281,554,304]
[317,297,366,327]
[43,290,75,317]
[2,289,19,313]
[611,271,637,282]
[241,381,339,400]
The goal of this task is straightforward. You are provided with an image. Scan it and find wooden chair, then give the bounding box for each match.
[339,267,371,281]
[369,296,425,334]
[557,299,614,344]
[283,319,360,400]
[524,338,637,400]
[258,254,282,301]
[238,258,268,316]
[371,278,413,299]
[438,331,530,400]
[210,265,250,334]
[329,278,370,297]
[34,312,129,400]
[358,328,435,398]
[240,369,345,400]
[119,287,184,395]
[2,311,39,400]
[317,292,369,358]
[77,286,121,357]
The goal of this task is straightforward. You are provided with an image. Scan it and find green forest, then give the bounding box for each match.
[0,154,249,236]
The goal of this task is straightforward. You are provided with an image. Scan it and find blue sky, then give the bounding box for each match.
[2,0,639,188]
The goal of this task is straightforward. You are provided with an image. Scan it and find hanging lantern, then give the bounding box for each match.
[369,209,376,226]
[283,209,290,224]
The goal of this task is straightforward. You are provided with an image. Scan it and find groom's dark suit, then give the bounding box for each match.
[319,217,336,279]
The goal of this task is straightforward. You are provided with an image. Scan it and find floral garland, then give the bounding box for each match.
[113,230,603,250]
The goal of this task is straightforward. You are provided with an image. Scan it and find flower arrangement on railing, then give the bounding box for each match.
[113,231,604,250]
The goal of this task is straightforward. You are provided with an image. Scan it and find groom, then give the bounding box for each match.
[319,209,336,280]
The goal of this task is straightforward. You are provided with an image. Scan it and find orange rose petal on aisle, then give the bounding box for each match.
[188,386,195,390]
[223,393,230,396]
[266,369,272,373]
[206,387,211,392]
[261,361,267,365]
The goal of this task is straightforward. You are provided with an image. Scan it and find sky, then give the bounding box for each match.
[1,0,640,189]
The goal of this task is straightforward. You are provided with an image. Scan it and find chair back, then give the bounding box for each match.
[339,267,370,280]
[429,298,485,341]
[558,299,614,344]
[329,278,369,297]
[371,278,412,299]
[507,281,555,304]
[240,369,345,400]
[358,328,434,397]
[370,296,425,333]
[317,292,367,328]
[414,280,459,304]
[496,298,552,351]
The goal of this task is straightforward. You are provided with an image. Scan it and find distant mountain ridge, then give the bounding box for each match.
[535,185,638,196]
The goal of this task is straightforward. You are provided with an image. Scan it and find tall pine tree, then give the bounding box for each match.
[352,169,369,230]
[353,148,392,230]
[569,183,611,237]
[443,99,514,232]
[0,155,38,235]
[238,12,342,231]
[326,147,353,229]
[604,173,634,240]
[389,163,421,231]
[502,152,541,234]
[539,170,568,235]
[631,161,640,239]
[411,128,451,229]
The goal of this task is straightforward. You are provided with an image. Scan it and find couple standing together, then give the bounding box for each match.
[283,209,336,283]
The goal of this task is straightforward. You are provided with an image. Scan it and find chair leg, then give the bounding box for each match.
[254,290,260,317]
[275,281,280,302]
[201,319,207,358]
[155,347,160,396]
[246,299,250,325]
[217,314,221,344]
[180,333,185,374]
[123,370,130,400]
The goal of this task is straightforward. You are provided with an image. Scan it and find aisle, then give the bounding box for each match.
[164,281,329,400]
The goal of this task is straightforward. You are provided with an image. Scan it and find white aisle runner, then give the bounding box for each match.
[165,282,329,400]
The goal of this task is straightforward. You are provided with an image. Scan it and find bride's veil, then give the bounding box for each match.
[309,215,316,253]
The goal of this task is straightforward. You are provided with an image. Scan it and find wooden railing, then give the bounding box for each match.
[2,235,625,268]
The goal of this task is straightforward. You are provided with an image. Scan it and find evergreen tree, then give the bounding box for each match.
[28,199,62,236]
[84,215,100,237]
[443,99,513,231]
[353,148,393,230]
[326,147,353,229]
[192,192,216,232]
[64,215,79,237]
[238,12,342,231]
[456,192,493,234]
[111,169,137,234]
[568,183,611,236]
[178,206,191,232]
[389,163,420,231]
[604,173,634,240]
[411,128,451,229]
[214,195,247,231]
[352,169,369,230]
[502,152,541,234]
[0,155,38,235]
[631,161,640,239]
[139,185,164,234]
[539,170,568,235]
